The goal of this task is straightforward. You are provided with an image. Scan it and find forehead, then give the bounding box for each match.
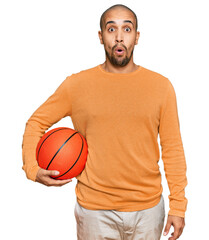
[104,8,135,25]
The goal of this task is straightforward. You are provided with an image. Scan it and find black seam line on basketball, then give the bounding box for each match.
[37,128,69,164]
[46,131,79,170]
[52,132,84,179]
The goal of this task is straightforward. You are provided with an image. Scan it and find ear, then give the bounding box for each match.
[98,31,104,45]
[135,31,140,45]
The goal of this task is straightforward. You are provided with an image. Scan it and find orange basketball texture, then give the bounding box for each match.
[36,127,88,180]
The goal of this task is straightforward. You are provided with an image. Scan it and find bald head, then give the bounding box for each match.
[100,4,138,32]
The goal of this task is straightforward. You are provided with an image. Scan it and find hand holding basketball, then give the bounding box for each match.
[35,168,72,187]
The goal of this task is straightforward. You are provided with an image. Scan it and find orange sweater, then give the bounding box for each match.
[22,64,188,218]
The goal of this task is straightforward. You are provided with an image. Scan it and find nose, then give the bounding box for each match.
[115,29,124,43]
[116,39,123,43]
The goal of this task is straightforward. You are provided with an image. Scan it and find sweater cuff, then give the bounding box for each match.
[168,209,186,218]
[23,165,41,182]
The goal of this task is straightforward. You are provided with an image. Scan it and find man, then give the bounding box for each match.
[22,4,188,240]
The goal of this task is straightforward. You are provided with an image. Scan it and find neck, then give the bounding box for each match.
[101,60,139,74]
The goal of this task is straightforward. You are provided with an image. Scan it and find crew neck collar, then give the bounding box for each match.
[97,64,142,77]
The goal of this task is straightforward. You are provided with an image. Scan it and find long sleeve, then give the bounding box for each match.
[22,75,74,182]
[159,79,188,218]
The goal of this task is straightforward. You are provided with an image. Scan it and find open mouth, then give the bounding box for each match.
[115,49,125,55]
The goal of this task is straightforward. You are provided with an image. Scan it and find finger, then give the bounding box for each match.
[178,227,184,238]
[48,178,72,187]
[168,228,180,240]
[163,219,172,236]
[168,232,174,240]
[54,179,72,185]
[179,221,185,237]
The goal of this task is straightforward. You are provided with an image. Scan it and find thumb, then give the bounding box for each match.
[163,218,172,236]
[45,170,60,176]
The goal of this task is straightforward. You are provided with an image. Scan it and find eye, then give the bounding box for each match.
[125,27,131,32]
[108,26,131,32]
[108,27,115,32]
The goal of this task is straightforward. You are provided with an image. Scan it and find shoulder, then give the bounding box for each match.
[67,65,98,80]
[141,65,175,91]
[142,66,169,82]
[61,65,98,89]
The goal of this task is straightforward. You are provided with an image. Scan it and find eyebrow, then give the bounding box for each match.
[105,20,134,28]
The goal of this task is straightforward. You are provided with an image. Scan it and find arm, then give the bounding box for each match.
[159,80,188,239]
[159,81,187,240]
[22,75,74,182]
[159,79,188,218]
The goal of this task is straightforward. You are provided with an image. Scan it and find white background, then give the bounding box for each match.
[0,0,208,239]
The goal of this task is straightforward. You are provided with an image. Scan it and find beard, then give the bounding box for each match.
[105,47,134,67]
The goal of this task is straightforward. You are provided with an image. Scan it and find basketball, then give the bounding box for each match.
[36,127,88,180]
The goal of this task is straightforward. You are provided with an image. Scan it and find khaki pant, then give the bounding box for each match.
[74,194,165,240]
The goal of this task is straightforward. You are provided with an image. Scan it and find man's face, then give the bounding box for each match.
[98,8,140,67]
